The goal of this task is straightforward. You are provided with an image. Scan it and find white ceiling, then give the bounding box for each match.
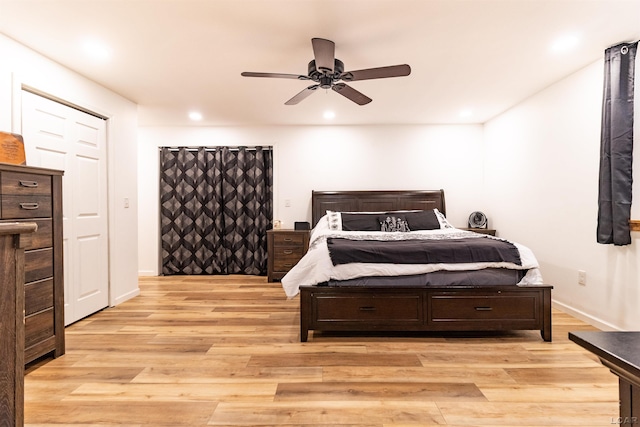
[1,0,640,127]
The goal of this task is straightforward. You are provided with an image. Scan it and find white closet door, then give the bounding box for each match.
[21,90,109,325]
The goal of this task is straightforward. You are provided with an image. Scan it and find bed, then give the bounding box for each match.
[281,190,552,342]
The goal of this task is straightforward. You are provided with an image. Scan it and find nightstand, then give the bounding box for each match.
[267,229,310,282]
[461,228,496,236]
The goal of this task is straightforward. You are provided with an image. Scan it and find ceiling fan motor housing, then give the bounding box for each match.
[308,59,344,87]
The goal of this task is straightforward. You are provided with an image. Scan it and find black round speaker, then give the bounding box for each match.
[468,211,487,228]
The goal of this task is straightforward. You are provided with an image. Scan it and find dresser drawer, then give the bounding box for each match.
[25,308,55,349]
[315,294,422,322]
[429,292,538,322]
[1,195,52,219]
[0,219,52,249]
[0,171,51,195]
[25,278,54,315]
[24,248,54,283]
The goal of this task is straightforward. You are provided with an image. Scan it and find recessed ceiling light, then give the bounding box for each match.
[459,109,473,118]
[323,110,336,120]
[550,34,580,53]
[82,39,110,61]
[188,111,203,121]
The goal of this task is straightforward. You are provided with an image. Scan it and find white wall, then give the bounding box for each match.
[0,34,140,306]
[138,124,484,275]
[484,60,640,330]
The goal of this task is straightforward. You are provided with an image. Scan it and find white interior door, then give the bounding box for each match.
[21,90,109,325]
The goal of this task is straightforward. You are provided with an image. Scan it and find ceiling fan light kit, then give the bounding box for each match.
[241,38,411,105]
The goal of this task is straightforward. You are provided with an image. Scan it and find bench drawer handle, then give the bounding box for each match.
[359,306,377,312]
[475,307,493,311]
[20,202,40,210]
[19,180,39,188]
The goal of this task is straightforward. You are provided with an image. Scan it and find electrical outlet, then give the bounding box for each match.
[578,270,586,286]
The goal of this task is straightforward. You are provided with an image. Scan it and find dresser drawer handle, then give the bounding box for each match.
[19,202,40,210]
[283,238,293,242]
[359,306,377,312]
[474,306,493,311]
[19,180,39,188]
[283,263,293,268]
[283,250,293,255]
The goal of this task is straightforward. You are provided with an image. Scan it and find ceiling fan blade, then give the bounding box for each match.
[340,64,411,82]
[332,83,372,105]
[241,71,310,80]
[311,38,335,74]
[285,84,319,105]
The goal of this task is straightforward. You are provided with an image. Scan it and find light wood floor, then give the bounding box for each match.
[24,275,619,426]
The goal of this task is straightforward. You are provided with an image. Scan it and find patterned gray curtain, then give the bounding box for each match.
[160,146,273,275]
[597,42,637,246]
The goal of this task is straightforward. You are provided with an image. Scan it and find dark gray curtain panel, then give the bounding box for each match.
[597,42,637,246]
[160,146,273,275]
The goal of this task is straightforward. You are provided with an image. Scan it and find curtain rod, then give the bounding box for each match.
[160,146,272,152]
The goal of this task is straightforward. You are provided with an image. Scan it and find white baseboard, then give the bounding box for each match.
[111,288,140,306]
[138,270,157,277]
[552,299,621,331]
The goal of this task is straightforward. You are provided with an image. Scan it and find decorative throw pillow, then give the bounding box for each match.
[341,213,384,231]
[403,210,441,230]
[379,216,411,232]
[434,208,454,229]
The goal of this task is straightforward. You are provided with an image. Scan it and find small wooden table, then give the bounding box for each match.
[569,331,640,425]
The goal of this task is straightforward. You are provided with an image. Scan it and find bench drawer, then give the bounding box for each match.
[429,291,538,322]
[315,294,422,323]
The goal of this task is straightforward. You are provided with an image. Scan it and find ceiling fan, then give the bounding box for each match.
[241,38,411,106]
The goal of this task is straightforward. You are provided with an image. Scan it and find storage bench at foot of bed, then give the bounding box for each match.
[299,285,553,342]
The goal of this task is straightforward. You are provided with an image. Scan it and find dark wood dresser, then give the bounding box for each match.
[569,331,640,425]
[0,222,37,427]
[266,229,310,282]
[0,163,65,364]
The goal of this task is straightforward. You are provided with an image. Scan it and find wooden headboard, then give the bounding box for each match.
[311,190,446,226]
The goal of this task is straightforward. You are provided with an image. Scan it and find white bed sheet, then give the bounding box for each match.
[281,217,543,298]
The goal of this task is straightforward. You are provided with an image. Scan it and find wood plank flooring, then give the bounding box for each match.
[24,275,619,426]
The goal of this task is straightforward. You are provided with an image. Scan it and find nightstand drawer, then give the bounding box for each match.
[272,233,307,245]
[273,253,304,271]
[272,245,305,258]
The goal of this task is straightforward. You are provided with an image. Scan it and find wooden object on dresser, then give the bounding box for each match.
[267,229,310,282]
[0,222,37,427]
[0,163,65,364]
